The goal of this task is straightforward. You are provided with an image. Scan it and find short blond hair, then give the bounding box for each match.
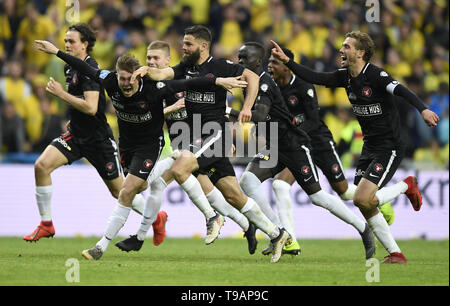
[345,31,375,62]
[147,40,170,56]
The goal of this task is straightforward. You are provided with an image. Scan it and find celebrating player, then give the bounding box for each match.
[132,25,290,263]
[23,23,165,243]
[266,46,395,255]
[271,31,440,263]
[116,40,257,254]
[33,38,247,260]
[228,42,375,260]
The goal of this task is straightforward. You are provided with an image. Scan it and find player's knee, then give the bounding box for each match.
[353,194,371,210]
[34,159,50,176]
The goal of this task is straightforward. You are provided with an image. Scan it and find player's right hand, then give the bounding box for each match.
[131,66,150,84]
[216,76,248,95]
[270,40,290,64]
[34,40,59,55]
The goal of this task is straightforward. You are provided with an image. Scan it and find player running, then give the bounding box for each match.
[23,23,166,244]
[265,46,394,255]
[228,42,375,260]
[131,25,290,263]
[116,40,257,254]
[271,31,439,263]
[34,38,247,260]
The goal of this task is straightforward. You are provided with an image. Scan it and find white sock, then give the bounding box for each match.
[240,171,281,227]
[131,193,145,215]
[181,175,216,220]
[240,197,279,239]
[272,179,296,241]
[36,185,53,221]
[340,184,357,201]
[309,190,366,233]
[206,187,249,231]
[147,157,174,185]
[375,181,408,206]
[97,203,131,252]
[367,212,401,254]
[136,179,166,240]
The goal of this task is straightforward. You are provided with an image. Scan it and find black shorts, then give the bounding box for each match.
[189,128,235,185]
[51,130,121,180]
[120,136,165,180]
[312,140,346,184]
[354,145,405,188]
[251,144,320,190]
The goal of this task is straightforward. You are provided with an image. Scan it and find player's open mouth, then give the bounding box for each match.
[341,55,347,65]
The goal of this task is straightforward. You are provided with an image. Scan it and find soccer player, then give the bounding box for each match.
[266,47,395,255]
[132,26,290,263]
[271,32,440,263]
[23,23,165,243]
[229,42,375,260]
[116,40,257,254]
[33,39,247,260]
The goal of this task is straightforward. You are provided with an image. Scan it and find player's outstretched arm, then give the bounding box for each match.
[391,84,440,127]
[131,66,175,84]
[215,76,248,95]
[270,40,343,87]
[35,40,102,81]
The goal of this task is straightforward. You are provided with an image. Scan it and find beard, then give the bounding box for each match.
[182,48,201,67]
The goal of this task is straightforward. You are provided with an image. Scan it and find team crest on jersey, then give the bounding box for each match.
[331,163,340,173]
[205,73,215,79]
[301,166,310,175]
[137,101,147,109]
[143,159,153,168]
[374,163,384,173]
[72,73,78,85]
[362,87,372,97]
[288,95,298,106]
[106,162,115,171]
[175,92,185,99]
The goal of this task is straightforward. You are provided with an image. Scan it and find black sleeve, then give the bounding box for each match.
[159,76,217,96]
[295,85,320,133]
[285,59,346,88]
[393,84,427,113]
[57,50,102,81]
[229,96,271,122]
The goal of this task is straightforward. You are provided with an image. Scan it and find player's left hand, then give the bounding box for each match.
[238,107,252,123]
[421,109,440,127]
[216,76,248,95]
[46,77,64,97]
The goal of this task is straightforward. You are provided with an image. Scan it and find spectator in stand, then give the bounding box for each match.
[1,102,26,153]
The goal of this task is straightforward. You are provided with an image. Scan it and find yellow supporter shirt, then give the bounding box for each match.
[17,16,56,68]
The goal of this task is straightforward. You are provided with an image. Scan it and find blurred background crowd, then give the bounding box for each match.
[0,0,448,170]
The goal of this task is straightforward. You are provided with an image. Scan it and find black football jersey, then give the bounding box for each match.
[279,74,334,150]
[172,56,244,127]
[162,91,189,140]
[254,71,310,151]
[316,63,404,150]
[64,56,112,143]
[100,72,167,149]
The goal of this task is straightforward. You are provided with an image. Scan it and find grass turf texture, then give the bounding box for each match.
[0,237,448,286]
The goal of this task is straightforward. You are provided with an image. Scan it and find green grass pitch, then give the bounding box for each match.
[0,237,448,286]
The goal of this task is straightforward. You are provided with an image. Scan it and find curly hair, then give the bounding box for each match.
[67,23,97,53]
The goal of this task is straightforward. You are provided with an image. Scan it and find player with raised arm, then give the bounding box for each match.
[116,41,257,254]
[265,47,395,255]
[271,32,439,263]
[131,26,290,263]
[23,23,158,243]
[229,42,375,260]
[34,38,247,260]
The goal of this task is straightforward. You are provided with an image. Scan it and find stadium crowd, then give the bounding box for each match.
[0,0,448,169]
